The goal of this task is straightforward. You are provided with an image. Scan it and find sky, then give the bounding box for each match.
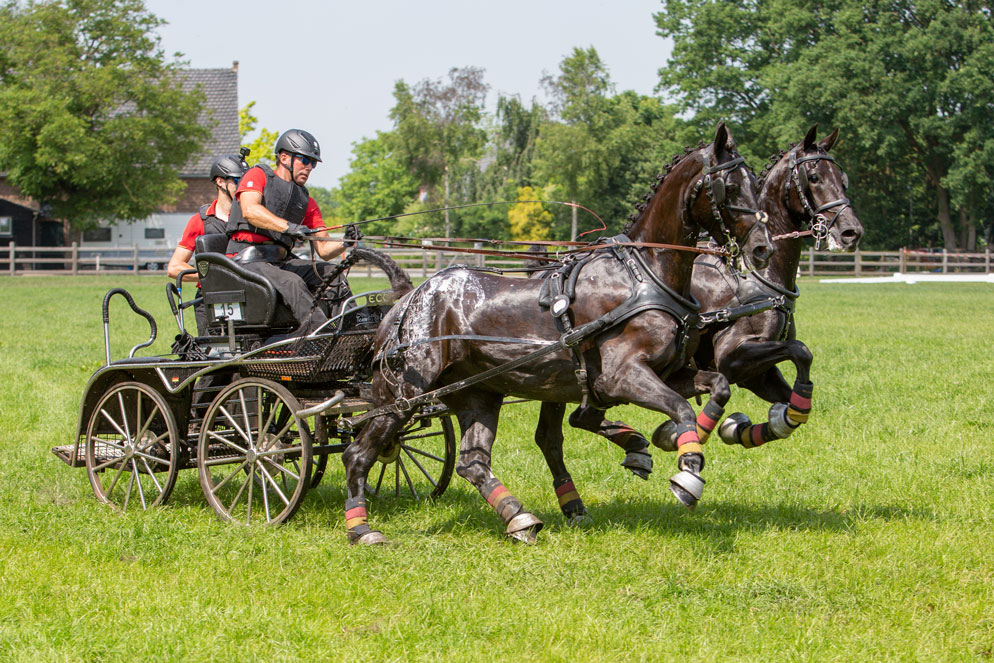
[146,0,673,190]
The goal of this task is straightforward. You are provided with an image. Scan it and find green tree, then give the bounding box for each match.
[390,66,489,237]
[239,100,277,167]
[0,0,208,236]
[336,132,419,236]
[656,0,994,250]
[508,185,553,241]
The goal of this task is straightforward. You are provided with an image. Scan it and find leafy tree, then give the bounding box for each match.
[335,132,419,237]
[239,101,277,167]
[0,0,208,235]
[390,66,489,237]
[508,186,553,241]
[656,0,994,250]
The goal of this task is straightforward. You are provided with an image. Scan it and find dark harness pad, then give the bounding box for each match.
[537,257,591,311]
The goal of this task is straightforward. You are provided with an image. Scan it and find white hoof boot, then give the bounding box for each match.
[651,420,679,452]
[505,512,543,544]
[718,412,752,445]
[767,402,796,439]
[669,470,705,509]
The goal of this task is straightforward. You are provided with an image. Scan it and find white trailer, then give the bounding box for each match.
[80,212,192,270]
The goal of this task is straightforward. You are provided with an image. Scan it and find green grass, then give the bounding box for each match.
[1,275,993,661]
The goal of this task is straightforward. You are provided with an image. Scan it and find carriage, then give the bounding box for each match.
[51,236,457,525]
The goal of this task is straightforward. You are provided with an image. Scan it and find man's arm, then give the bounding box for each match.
[166,245,197,281]
[239,190,295,232]
[311,228,345,261]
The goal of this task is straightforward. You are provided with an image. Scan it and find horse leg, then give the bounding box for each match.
[594,367,708,509]
[341,410,411,545]
[450,391,544,543]
[649,368,731,451]
[716,339,814,449]
[567,405,652,480]
[535,402,589,525]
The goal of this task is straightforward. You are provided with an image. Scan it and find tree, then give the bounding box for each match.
[336,132,419,236]
[0,0,208,235]
[390,66,489,237]
[656,0,994,250]
[239,101,277,167]
[508,186,553,241]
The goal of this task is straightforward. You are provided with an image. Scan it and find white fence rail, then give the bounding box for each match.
[2,242,992,277]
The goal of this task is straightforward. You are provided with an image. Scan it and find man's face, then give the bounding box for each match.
[280,152,315,186]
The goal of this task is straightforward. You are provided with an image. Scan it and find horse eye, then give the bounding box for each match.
[808,173,820,183]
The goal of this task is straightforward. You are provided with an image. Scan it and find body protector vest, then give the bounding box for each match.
[226,164,310,253]
[199,204,227,236]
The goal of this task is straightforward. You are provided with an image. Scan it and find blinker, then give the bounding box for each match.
[711,177,725,206]
[841,172,849,190]
[797,166,809,191]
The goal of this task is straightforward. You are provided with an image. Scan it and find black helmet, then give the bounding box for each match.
[275,129,322,162]
[210,153,249,180]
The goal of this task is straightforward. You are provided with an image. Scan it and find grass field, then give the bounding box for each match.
[1,274,993,662]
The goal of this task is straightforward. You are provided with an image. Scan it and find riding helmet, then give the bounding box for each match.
[209,153,250,180]
[275,129,322,162]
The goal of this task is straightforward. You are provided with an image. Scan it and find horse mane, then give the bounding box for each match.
[757,142,795,189]
[621,140,707,235]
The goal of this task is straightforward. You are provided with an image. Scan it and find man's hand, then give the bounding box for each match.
[284,222,312,240]
[343,223,363,245]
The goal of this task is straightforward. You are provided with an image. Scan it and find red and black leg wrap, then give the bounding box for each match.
[787,379,813,426]
[740,422,777,448]
[344,496,374,542]
[553,474,586,518]
[696,399,724,444]
[480,478,524,524]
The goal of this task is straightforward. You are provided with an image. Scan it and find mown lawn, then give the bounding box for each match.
[1,274,992,662]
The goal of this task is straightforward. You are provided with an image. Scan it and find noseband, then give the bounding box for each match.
[785,150,851,249]
[691,151,767,260]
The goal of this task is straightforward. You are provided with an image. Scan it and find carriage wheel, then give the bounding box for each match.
[367,410,456,501]
[85,382,180,511]
[197,378,312,525]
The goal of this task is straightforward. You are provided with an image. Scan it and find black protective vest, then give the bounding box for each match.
[199,204,227,236]
[226,164,309,252]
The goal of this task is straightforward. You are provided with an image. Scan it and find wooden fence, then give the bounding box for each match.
[2,242,992,278]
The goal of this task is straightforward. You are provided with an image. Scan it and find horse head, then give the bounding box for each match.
[763,125,863,251]
[628,122,773,272]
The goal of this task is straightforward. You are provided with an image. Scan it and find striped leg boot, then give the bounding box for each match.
[553,475,588,525]
[480,478,543,544]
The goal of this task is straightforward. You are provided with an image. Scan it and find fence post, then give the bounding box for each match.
[899,248,906,274]
[8,242,14,276]
[855,249,862,275]
[808,248,814,276]
[986,248,991,274]
[941,249,948,273]
[132,244,139,272]
[71,242,78,275]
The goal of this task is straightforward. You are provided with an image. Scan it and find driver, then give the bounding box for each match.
[225,129,351,335]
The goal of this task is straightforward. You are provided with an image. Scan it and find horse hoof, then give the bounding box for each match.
[767,402,796,439]
[621,450,652,479]
[651,420,678,452]
[565,510,590,527]
[350,530,389,546]
[506,511,543,544]
[669,470,705,509]
[718,412,751,445]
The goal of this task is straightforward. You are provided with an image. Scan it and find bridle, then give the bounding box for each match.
[784,149,851,250]
[691,150,768,263]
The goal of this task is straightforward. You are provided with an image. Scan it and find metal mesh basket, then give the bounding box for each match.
[243,329,375,382]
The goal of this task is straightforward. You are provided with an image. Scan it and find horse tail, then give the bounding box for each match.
[353,246,414,298]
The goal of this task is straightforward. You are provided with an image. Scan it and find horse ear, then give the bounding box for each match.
[819,127,840,152]
[713,122,730,159]
[802,124,818,151]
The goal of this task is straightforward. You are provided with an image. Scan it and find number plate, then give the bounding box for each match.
[212,302,243,321]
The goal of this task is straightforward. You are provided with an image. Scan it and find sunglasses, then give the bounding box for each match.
[295,154,318,168]
[229,177,241,185]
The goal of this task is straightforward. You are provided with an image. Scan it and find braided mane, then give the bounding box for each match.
[621,140,707,235]
[757,143,795,189]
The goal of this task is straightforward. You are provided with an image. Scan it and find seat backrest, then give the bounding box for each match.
[194,233,229,255]
[195,252,296,331]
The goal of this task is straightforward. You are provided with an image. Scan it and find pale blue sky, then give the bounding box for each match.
[146,0,672,189]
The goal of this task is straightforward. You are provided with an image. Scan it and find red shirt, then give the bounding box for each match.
[231,166,324,244]
[177,200,220,251]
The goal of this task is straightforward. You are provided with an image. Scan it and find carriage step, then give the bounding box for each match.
[51,444,84,468]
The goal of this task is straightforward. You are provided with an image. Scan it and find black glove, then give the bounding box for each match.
[343,223,363,243]
[284,222,310,240]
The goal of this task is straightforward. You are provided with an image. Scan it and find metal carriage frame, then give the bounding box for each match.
[54,270,457,526]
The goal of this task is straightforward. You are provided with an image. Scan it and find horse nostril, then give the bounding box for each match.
[753,245,772,264]
[842,228,862,245]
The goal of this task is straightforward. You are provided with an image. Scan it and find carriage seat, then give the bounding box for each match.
[193,234,297,332]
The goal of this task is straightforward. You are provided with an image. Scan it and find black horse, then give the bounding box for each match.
[540,126,862,512]
[340,123,773,545]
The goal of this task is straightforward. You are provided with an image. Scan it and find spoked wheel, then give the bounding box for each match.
[85,381,180,511]
[367,409,456,501]
[197,378,312,525]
